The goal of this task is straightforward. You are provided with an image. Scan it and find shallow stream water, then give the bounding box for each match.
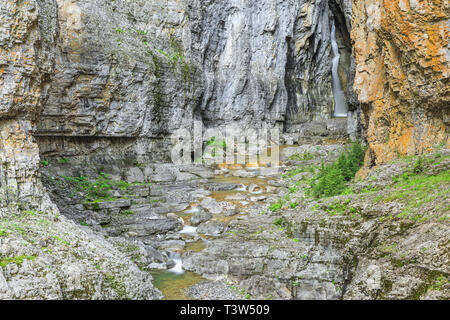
[149,146,290,299]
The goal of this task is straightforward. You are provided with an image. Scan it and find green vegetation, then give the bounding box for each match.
[269,199,284,212]
[0,255,36,268]
[430,276,448,291]
[290,202,299,209]
[58,158,70,164]
[289,152,315,161]
[379,169,449,221]
[282,165,316,179]
[63,172,148,203]
[206,136,227,157]
[325,199,351,216]
[63,174,113,201]
[105,273,128,299]
[273,218,283,226]
[52,235,70,246]
[308,141,366,198]
[120,210,135,216]
[41,160,49,166]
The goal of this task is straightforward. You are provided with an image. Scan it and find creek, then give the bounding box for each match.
[149,147,291,299]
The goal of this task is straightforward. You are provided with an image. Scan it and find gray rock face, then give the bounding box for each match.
[182,152,450,300]
[200,197,224,215]
[32,0,357,164]
[190,210,213,227]
[197,221,226,237]
[0,0,58,215]
[0,0,366,301]
[0,210,162,300]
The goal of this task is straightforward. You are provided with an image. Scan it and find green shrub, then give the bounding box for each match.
[273,218,283,226]
[290,202,299,209]
[58,158,70,164]
[41,160,49,166]
[308,141,366,198]
[0,255,36,268]
[413,156,424,174]
[120,210,135,216]
[289,152,315,161]
[64,175,112,201]
[269,200,283,212]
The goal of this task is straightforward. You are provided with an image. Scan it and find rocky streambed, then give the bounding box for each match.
[26,143,450,300]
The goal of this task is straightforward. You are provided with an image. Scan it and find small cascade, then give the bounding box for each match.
[184,206,201,214]
[179,225,198,235]
[167,252,184,275]
[331,21,348,117]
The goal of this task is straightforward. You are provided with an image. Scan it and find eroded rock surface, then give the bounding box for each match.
[352,0,450,166]
[183,150,450,300]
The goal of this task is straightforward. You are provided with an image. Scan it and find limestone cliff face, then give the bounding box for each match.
[352,0,450,166]
[34,0,356,162]
[0,0,58,213]
[0,0,358,203]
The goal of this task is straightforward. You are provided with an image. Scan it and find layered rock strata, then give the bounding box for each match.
[352,0,450,166]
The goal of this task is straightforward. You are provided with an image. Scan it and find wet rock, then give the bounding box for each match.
[166,260,176,269]
[224,194,247,201]
[204,183,242,191]
[224,209,240,217]
[248,184,263,194]
[148,263,167,270]
[200,197,223,215]
[190,210,213,227]
[159,240,186,251]
[231,170,258,178]
[197,221,226,237]
[190,189,213,200]
[250,196,267,202]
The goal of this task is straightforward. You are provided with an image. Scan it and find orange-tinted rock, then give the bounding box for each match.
[352,0,450,166]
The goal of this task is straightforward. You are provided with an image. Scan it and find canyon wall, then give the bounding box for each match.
[33,0,356,163]
[2,0,449,206]
[0,0,58,213]
[352,0,450,167]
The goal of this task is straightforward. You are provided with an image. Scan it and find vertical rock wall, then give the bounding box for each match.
[0,0,58,213]
[33,0,358,163]
[352,0,450,166]
[35,0,204,162]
